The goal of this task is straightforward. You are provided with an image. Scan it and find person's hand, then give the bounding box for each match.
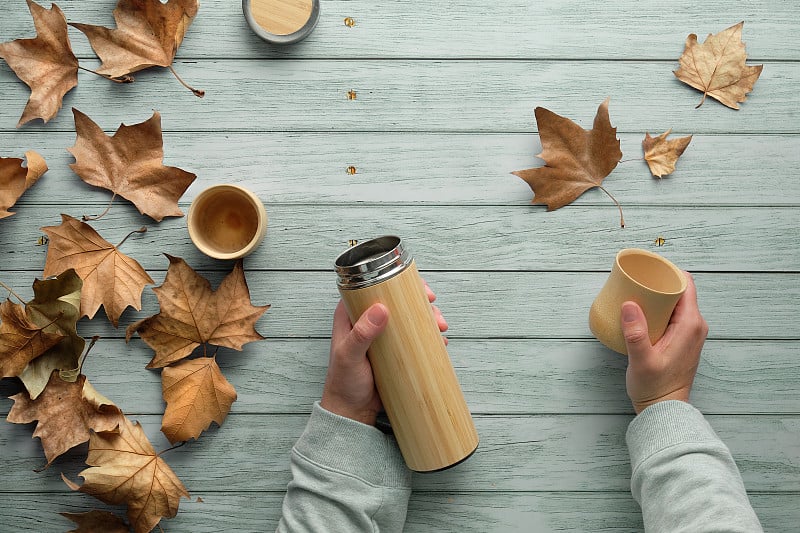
[320,284,448,426]
[621,272,709,414]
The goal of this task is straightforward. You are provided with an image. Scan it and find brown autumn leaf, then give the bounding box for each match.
[642,129,693,178]
[42,214,154,327]
[61,510,129,533]
[126,255,269,368]
[62,415,190,533]
[674,22,763,109]
[68,109,197,222]
[0,299,64,379]
[70,0,204,97]
[0,150,48,219]
[511,98,625,227]
[21,269,85,399]
[161,356,237,444]
[0,0,78,126]
[7,372,122,466]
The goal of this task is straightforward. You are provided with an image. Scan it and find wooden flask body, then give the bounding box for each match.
[339,261,479,472]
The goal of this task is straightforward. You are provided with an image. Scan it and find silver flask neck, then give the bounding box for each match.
[334,236,413,289]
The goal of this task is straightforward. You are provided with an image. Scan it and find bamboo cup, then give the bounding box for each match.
[589,248,688,355]
[334,236,479,472]
[187,184,267,260]
[243,0,320,44]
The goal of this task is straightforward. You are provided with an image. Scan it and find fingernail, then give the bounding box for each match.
[367,304,388,327]
[621,303,638,323]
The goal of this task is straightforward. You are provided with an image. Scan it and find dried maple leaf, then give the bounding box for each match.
[674,22,763,109]
[126,255,269,368]
[7,372,122,466]
[161,356,237,444]
[20,269,86,399]
[42,214,154,327]
[642,129,692,178]
[62,415,190,533]
[0,299,64,379]
[512,98,625,227]
[0,150,48,219]
[61,510,129,533]
[0,0,78,126]
[70,0,204,97]
[68,109,197,222]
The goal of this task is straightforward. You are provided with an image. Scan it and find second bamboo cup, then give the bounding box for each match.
[334,236,479,472]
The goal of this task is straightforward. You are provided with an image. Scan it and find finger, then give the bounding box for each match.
[621,301,653,360]
[443,336,449,346]
[339,303,389,361]
[331,300,353,339]
[668,272,700,326]
[424,283,436,303]
[432,305,448,332]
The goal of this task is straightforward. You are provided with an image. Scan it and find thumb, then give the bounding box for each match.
[342,304,389,359]
[621,301,652,359]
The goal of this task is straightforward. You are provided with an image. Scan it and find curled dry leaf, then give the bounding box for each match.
[62,415,190,533]
[126,255,269,368]
[511,98,625,227]
[674,22,763,109]
[0,0,78,126]
[0,299,64,380]
[7,372,122,466]
[42,214,154,327]
[61,510,129,533]
[20,269,86,398]
[68,109,197,222]
[161,356,238,444]
[642,129,692,178]
[0,150,48,219]
[70,0,203,96]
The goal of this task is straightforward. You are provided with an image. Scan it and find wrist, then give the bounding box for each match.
[320,396,378,426]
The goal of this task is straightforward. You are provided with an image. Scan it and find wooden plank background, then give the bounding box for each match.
[1,0,798,531]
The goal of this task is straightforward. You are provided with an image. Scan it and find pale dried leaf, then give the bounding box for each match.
[0,150,48,219]
[642,129,692,178]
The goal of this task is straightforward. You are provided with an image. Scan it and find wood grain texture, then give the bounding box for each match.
[1,61,796,134]
[0,0,796,60]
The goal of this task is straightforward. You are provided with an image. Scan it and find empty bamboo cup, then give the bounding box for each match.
[334,236,479,472]
[243,0,320,44]
[589,248,688,355]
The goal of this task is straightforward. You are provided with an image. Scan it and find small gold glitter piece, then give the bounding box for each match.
[654,236,666,247]
[36,235,49,246]
[346,166,357,175]
[348,239,358,247]
[347,89,357,100]
[344,17,356,27]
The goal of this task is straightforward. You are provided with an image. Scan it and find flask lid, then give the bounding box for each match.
[335,236,412,289]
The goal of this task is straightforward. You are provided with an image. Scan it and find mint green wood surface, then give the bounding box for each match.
[1,0,797,531]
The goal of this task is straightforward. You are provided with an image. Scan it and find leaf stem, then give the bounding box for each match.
[83,194,117,221]
[0,281,26,304]
[618,158,644,164]
[696,92,708,109]
[168,65,205,98]
[78,335,101,375]
[160,440,187,456]
[116,227,148,249]
[78,65,134,84]
[598,186,625,228]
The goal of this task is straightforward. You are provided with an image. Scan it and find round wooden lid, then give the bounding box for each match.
[247,0,315,36]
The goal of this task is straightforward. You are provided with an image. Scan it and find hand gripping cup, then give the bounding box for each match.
[334,236,479,472]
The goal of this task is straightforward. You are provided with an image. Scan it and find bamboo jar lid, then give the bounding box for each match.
[243,0,320,45]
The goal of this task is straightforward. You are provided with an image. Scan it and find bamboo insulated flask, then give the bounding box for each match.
[334,236,479,472]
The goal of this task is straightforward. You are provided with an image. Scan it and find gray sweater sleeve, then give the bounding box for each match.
[277,402,412,533]
[626,400,763,532]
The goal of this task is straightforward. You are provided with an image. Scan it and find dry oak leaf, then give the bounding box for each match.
[642,129,692,178]
[68,109,197,222]
[20,269,86,399]
[512,98,624,227]
[161,356,237,444]
[7,372,122,466]
[674,22,763,109]
[0,150,48,219]
[42,214,154,327]
[126,255,269,368]
[61,510,129,533]
[62,415,190,533]
[70,0,203,97]
[0,299,64,379]
[0,0,78,126]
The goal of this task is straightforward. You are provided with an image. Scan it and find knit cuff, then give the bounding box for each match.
[626,400,720,472]
[293,402,412,489]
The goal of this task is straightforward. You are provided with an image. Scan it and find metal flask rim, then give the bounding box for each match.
[335,236,412,289]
